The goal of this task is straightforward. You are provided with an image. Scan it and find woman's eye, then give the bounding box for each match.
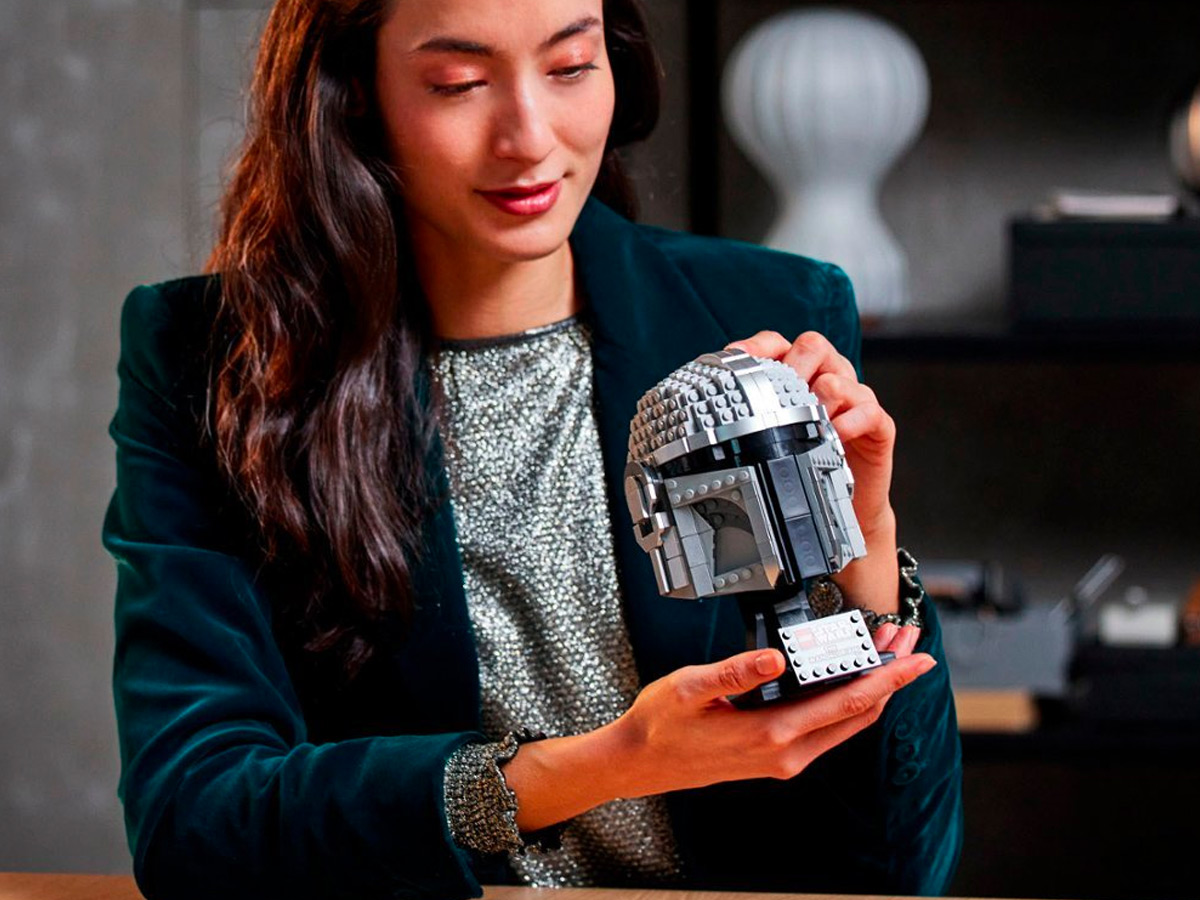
[429,81,485,97]
[428,63,597,96]
[553,63,599,81]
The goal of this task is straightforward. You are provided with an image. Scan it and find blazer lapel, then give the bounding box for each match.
[570,199,746,684]
[379,369,482,733]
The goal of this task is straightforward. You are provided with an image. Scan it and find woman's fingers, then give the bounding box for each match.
[725,335,891,453]
[891,625,922,658]
[874,623,922,656]
[810,372,874,417]
[775,653,936,734]
[784,639,928,768]
[726,331,857,385]
[782,332,857,383]
[675,649,786,704]
[813,376,895,453]
[794,697,891,765]
[674,634,924,710]
[831,401,896,447]
[726,330,793,359]
[873,622,902,652]
[619,646,935,793]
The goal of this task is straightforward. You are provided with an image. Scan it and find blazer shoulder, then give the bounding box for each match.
[636,224,853,312]
[632,224,861,368]
[121,273,221,338]
[118,274,221,413]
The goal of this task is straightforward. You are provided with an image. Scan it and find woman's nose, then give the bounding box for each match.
[491,83,556,164]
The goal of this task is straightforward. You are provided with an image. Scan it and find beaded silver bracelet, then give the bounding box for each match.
[443,731,568,856]
[444,734,522,854]
[812,547,925,632]
[858,547,925,631]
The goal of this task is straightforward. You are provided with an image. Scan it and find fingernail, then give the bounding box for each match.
[755,652,778,675]
[916,656,937,675]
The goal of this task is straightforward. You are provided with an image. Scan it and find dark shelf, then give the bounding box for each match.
[862,316,1200,362]
[962,696,1200,764]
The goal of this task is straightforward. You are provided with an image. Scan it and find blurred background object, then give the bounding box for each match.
[1183,579,1200,646]
[1169,80,1200,195]
[722,8,929,319]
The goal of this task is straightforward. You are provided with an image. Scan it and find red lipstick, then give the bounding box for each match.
[478,180,562,216]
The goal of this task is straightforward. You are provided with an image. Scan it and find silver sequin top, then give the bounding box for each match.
[428,316,682,887]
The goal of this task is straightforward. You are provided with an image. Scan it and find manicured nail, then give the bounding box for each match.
[755,652,778,675]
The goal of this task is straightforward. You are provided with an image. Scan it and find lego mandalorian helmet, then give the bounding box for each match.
[624,349,867,603]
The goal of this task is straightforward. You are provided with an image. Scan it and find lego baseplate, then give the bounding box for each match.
[780,609,882,686]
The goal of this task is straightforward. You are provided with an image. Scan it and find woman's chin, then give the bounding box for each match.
[476,219,575,263]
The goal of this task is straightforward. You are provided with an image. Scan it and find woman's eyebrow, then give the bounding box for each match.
[540,15,601,50]
[412,16,601,57]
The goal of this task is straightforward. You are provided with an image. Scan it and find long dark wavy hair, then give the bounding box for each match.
[206,0,660,685]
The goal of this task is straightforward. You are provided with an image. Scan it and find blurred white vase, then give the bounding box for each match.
[723,7,929,319]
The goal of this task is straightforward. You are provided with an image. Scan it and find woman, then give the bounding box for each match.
[104,0,962,898]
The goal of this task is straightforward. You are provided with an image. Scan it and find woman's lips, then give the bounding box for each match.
[477,180,562,216]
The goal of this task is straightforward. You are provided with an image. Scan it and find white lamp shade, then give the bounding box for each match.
[723,7,930,318]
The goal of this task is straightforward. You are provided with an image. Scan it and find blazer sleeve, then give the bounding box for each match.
[806,264,964,894]
[103,284,487,900]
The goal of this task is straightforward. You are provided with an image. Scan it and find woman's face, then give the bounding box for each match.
[375,0,616,265]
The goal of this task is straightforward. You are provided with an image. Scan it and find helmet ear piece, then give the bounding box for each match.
[623,461,661,524]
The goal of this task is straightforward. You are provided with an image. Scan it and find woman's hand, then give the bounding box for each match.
[725,331,900,614]
[725,330,894,537]
[504,624,932,831]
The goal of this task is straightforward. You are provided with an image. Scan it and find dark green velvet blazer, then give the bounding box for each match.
[104,198,962,900]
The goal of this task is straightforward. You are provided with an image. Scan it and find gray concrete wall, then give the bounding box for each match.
[2,0,188,872]
[0,0,266,873]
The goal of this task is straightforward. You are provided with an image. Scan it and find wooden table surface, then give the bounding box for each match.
[0,874,1020,900]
